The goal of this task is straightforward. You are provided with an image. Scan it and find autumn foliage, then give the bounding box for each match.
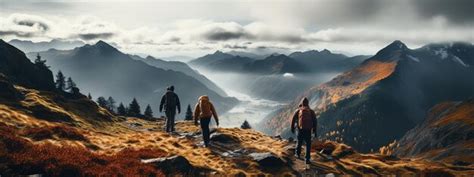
[0,122,166,176]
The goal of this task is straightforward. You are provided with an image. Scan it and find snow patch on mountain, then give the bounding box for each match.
[452,56,469,67]
[434,48,449,59]
[407,55,420,62]
[283,73,294,77]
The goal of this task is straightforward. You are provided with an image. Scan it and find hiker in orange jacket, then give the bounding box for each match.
[291,97,317,164]
[194,95,219,147]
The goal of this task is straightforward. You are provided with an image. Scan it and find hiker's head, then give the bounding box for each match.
[167,85,175,91]
[300,97,309,107]
[199,95,209,102]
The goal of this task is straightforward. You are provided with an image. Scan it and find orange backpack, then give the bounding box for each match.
[298,107,313,130]
[199,99,213,118]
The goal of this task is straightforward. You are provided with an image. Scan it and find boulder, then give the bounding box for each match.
[248,152,286,170]
[142,155,192,173]
[143,155,214,175]
[210,133,240,144]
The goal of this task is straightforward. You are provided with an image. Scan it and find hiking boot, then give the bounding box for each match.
[305,159,311,164]
[294,153,301,159]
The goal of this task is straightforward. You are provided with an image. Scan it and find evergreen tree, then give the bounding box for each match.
[128,98,141,117]
[185,104,193,121]
[87,93,92,100]
[106,96,116,113]
[117,103,127,116]
[34,53,47,67]
[66,77,77,92]
[144,104,153,118]
[241,120,251,129]
[96,96,108,108]
[55,70,66,91]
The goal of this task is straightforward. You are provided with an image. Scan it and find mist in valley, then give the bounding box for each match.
[193,68,340,129]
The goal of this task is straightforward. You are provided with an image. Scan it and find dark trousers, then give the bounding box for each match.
[296,129,312,161]
[200,117,211,145]
[165,111,176,132]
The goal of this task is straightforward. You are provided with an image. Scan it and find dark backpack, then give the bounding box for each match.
[164,92,177,111]
[298,107,313,130]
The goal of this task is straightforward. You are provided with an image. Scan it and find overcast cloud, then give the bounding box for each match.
[0,0,472,57]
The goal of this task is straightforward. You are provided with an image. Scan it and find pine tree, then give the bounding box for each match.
[106,96,116,113]
[87,93,92,100]
[241,120,251,129]
[66,77,77,92]
[96,96,108,108]
[34,53,47,67]
[117,103,127,116]
[128,98,141,117]
[185,104,193,121]
[55,70,66,91]
[144,104,153,118]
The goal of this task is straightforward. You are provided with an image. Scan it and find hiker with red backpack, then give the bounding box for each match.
[291,97,317,164]
[194,95,219,147]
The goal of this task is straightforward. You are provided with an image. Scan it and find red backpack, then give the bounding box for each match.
[298,107,313,130]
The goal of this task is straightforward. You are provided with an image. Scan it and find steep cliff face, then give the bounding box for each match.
[0,40,55,91]
[393,99,474,164]
[263,41,474,152]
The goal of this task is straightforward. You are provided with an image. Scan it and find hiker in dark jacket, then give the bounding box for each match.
[159,86,181,133]
[194,95,219,147]
[291,97,317,164]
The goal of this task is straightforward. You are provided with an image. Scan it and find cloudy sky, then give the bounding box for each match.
[1,0,473,57]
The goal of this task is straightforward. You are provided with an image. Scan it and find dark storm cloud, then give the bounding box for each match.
[223,44,248,49]
[413,0,474,24]
[203,28,251,41]
[15,20,50,31]
[0,14,51,38]
[78,32,115,40]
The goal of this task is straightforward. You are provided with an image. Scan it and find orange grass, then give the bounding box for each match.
[0,122,166,177]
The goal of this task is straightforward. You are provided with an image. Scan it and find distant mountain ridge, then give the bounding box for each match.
[189,49,368,74]
[30,41,238,115]
[262,40,474,152]
[188,49,368,101]
[130,55,227,96]
[8,39,85,53]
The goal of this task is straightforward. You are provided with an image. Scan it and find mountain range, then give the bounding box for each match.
[28,41,238,116]
[188,49,368,101]
[262,40,474,152]
[8,39,85,53]
[129,55,227,97]
[189,50,368,74]
[1,38,473,176]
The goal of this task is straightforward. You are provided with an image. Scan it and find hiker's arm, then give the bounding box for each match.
[291,110,298,133]
[176,95,181,114]
[211,103,219,126]
[193,103,200,124]
[159,95,165,112]
[312,111,318,137]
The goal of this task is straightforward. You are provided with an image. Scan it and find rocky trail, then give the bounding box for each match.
[120,118,474,176]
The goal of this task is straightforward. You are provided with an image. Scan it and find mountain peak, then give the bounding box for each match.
[94,40,112,48]
[388,40,408,50]
[370,40,409,61]
[214,50,225,55]
[145,55,156,60]
[321,49,331,54]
